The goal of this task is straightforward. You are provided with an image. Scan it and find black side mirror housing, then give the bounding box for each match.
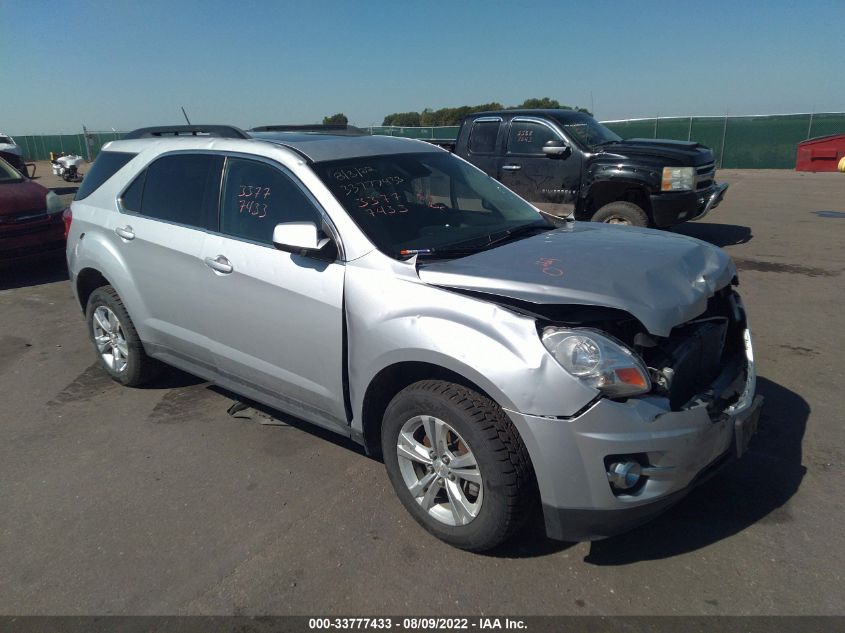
[542,139,570,157]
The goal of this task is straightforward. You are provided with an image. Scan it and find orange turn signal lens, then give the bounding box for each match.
[614,367,648,389]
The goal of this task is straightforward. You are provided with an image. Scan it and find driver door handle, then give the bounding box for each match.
[115,225,135,240]
[204,255,233,274]
[501,164,521,171]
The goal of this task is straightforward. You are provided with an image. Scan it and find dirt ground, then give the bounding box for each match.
[0,168,843,616]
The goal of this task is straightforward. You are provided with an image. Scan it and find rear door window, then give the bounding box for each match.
[219,158,322,245]
[136,154,224,229]
[74,151,136,200]
[468,120,500,154]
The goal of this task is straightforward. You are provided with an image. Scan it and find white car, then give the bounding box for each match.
[66,124,762,551]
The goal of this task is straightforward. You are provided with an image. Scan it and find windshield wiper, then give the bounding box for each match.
[481,221,551,249]
[399,222,551,261]
[398,247,482,260]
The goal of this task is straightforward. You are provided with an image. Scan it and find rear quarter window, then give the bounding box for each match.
[74,151,137,200]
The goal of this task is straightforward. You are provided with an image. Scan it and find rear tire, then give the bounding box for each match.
[86,285,162,386]
[381,380,536,551]
[592,201,650,227]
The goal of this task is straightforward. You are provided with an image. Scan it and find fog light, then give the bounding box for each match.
[607,461,642,489]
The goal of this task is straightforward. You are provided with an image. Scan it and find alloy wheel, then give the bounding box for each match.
[396,415,483,526]
[92,306,129,373]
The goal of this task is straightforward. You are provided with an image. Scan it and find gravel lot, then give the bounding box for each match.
[0,167,843,615]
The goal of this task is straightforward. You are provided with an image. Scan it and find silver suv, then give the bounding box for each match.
[67,125,762,551]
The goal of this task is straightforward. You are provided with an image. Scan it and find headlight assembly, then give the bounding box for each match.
[661,166,695,191]
[541,327,651,398]
[46,191,65,214]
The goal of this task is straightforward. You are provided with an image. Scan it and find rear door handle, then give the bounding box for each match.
[204,255,233,274]
[501,164,521,171]
[115,225,135,240]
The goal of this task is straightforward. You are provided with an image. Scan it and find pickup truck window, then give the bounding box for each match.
[558,118,621,150]
[507,121,561,155]
[468,120,499,154]
[220,158,322,245]
[313,152,548,258]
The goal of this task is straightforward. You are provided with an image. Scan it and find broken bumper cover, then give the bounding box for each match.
[650,182,729,227]
[503,330,761,542]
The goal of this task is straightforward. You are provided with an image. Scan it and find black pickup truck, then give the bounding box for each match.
[433,109,728,227]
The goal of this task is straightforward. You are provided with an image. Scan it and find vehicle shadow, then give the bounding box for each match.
[146,365,208,389]
[487,376,806,561]
[583,376,806,565]
[670,222,752,247]
[0,256,68,291]
[206,385,367,454]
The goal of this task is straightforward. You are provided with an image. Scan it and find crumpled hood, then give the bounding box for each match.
[417,223,736,337]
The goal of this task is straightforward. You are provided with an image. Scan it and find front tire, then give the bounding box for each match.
[381,380,536,551]
[86,285,162,386]
[591,201,650,227]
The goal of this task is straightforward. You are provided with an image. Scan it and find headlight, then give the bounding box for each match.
[661,166,695,191]
[541,327,651,398]
[46,191,65,214]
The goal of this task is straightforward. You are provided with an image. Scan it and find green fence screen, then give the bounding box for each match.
[10,131,122,162]
[12,114,845,168]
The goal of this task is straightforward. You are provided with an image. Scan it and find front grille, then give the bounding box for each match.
[640,287,746,410]
[648,321,728,409]
[695,162,716,190]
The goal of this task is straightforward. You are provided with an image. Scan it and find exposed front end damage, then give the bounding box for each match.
[346,220,761,543]
[439,281,760,541]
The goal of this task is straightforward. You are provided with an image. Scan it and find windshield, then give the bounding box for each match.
[0,157,24,184]
[313,152,550,258]
[559,118,621,150]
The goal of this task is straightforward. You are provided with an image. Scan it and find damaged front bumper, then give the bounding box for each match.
[503,328,762,542]
[650,182,729,227]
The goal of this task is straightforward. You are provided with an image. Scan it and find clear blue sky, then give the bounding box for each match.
[3,0,843,133]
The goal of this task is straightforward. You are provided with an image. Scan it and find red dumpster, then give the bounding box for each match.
[796,134,845,172]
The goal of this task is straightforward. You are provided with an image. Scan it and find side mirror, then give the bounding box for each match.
[542,139,569,157]
[272,222,334,258]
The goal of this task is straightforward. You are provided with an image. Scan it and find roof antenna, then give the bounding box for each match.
[181,107,192,125]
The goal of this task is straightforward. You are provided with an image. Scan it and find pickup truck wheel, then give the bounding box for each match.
[592,201,650,227]
[381,380,536,551]
[86,286,162,386]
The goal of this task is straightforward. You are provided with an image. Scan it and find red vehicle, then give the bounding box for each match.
[0,156,68,263]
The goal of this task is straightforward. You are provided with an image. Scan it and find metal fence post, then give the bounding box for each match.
[82,126,92,162]
[807,111,814,140]
[719,112,728,168]
[687,116,693,141]
[653,114,658,138]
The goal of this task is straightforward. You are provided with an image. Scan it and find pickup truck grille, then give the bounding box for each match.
[695,162,716,190]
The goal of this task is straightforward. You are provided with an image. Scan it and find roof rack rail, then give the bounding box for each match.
[122,125,250,140]
[249,124,367,136]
